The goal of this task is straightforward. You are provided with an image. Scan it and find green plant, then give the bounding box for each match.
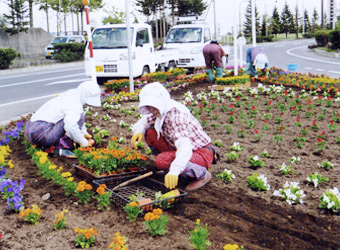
[273,135,283,144]
[93,184,111,211]
[53,43,85,62]
[213,139,223,147]
[189,219,211,250]
[54,209,68,230]
[143,208,168,236]
[74,181,94,204]
[273,181,306,205]
[18,205,42,224]
[248,155,265,169]
[315,137,326,152]
[0,47,18,69]
[230,142,243,151]
[74,227,98,248]
[306,172,329,188]
[278,163,295,175]
[259,149,270,158]
[319,187,340,213]
[246,173,270,191]
[124,201,142,223]
[318,161,334,170]
[216,168,235,183]
[224,151,239,163]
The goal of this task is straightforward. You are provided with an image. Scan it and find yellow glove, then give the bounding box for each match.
[84,134,92,139]
[164,174,178,190]
[131,133,143,149]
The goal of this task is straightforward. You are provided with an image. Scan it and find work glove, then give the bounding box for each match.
[164,174,178,190]
[87,138,95,147]
[131,133,143,149]
[84,134,92,139]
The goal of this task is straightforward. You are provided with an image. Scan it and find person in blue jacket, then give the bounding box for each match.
[245,47,269,78]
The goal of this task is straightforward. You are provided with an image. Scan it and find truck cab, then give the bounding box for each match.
[84,23,178,84]
[163,23,211,71]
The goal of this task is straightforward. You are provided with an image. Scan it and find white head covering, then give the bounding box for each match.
[77,80,101,106]
[139,82,190,137]
[254,53,268,70]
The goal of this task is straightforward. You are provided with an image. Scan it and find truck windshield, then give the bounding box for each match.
[51,37,68,44]
[92,27,133,49]
[166,28,202,43]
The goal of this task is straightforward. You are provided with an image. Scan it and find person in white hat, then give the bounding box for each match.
[245,47,269,78]
[24,81,101,158]
[131,82,220,191]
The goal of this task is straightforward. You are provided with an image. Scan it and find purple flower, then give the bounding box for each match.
[0,166,7,178]
[19,179,25,190]
[0,179,12,192]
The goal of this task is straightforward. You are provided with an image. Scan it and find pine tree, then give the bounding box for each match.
[4,0,29,35]
[260,14,268,37]
[280,2,294,38]
[177,0,207,16]
[243,1,260,38]
[301,9,311,34]
[270,6,281,38]
[311,7,319,33]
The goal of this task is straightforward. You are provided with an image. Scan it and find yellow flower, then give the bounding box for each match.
[8,160,14,168]
[49,165,57,170]
[39,156,48,164]
[61,172,72,178]
[196,219,201,225]
[223,244,240,250]
[67,177,74,182]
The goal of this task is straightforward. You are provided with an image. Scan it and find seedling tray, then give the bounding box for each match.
[73,164,147,181]
[93,176,187,212]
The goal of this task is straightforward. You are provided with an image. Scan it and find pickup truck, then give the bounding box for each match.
[162,23,229,72]
[84,23,179,84]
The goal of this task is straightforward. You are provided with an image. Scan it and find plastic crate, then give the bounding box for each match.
[93,176,187,212]
[73,164,147,181]
[287,64,299,72]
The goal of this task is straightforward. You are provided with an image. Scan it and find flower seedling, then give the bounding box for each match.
[318,161,334,170]
[143,208,168,236]
[245,119,255,129]
[315,138,326,152]
[259,149,270,158]
[306,172,328,188]
[248,155,265,169]
[124,200,142,223]
[108,232,128,250]
[236,128,246,138]
[213,139,223,147]
[253,129,262,142]
[274,114,284,124]
[224,151,239,163]
[74,227,98,249]
[216,168,235,183]
[319,187,340,214]
[93,184,111,211]
[54,209,68,230]
[223,124,233,134]
[294,117,302,127]
[289,156,301,164]
[230,142,243,151]
[74,181,94,205]
[273,181,306,205]
[311,120,319,131]
[279,163,295,175]
[273,135,283,144]
[246,173,270,191]
[18,205,42,224]
[299,127,309,136]
[189,219,211,250]
[329,120,337,132]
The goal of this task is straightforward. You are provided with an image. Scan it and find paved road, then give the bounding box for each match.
[0,61,89,126]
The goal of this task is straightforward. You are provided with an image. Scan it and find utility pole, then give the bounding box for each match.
[251,0,256,47]
[213,0,217,40]
[321,0,324,29]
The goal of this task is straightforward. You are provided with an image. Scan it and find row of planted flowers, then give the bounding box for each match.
[0,122,245,249]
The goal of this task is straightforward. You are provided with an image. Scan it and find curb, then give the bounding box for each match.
[313,48,340,58]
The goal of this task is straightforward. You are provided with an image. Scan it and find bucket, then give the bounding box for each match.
[287,64,299,72]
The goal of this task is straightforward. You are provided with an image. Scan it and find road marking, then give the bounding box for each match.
[46,78,90,86]
[304,67,313,70]
[0,73,85,88]
[274,44,285,48]
[328,70,340,74]
[0,94,57,107]
[316,68,324,71]
[0,67,84,80]
[287,46,340,65]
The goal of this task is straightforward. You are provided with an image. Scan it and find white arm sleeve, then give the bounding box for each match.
[64,112,89,146]
[222,56,227,68]
[81,123,89,136]
[168,137,193,176]
[132,115,151,135]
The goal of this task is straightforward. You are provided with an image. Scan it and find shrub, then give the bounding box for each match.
[314,29,330,47]
[0,47,18,69]
[263,35,274,42]
[328,28,340,49]
[53,43,85,62]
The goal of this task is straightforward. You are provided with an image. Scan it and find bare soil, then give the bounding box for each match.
[1,81,340,250]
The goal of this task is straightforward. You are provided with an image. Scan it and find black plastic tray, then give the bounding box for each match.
[93,176,187,212]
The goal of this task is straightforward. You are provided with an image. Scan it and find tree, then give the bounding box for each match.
[243,1,260,38]
[294,4,301,39]
[311,7,319,34]
[260,14,268,37]
[301,9,311,34]
[280,2,294,38]
[177,0,207,16]
[102,7,125,25]
[167,0,178,25]
[270,6,281,38]
[36,0,50,33]
[4,0,29,34]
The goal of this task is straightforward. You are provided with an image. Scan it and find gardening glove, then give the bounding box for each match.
[164,174,178,190]
[131,133,143,149]
[84,134,92,139]
[216,67,223,78]
[87,138,95,147]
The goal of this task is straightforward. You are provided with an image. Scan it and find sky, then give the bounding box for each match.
[0,0,334,36]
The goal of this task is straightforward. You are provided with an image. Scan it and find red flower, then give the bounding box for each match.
[308,99,312,105]
[317,137,323,143]
[0,233,2,240]
[337,113,340,117]
[199,103,203,108]
[264,119,268,123]
[211,100,216,103]
[296,117,300,122]
[229,104,234,108]
[330,120,334,125]
[284,90,288,96]
[279,126,283,132]
[267,100,272,105]
[321,130,326,135]
[280,113,283,117]
[254,129,259,134]
[230,111,234,115]
[201,117,206,121]
[237,96,241,101]
[186,101,190,106]
[252,106,256,110]
[328,96,331,101]
[312,120,317,125]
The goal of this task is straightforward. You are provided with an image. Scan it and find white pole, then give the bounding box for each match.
[83,0,96,82]
[233,1,238,76]
[239,43,243,68]
[251,0,256,47]
[125,0,134,92]
[213,0,217,40]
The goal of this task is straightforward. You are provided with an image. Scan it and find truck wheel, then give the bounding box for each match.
[167,61,176,71]
[142,66,150,76]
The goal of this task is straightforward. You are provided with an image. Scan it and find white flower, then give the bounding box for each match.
[253,155,259,161]
[273,190,281,197]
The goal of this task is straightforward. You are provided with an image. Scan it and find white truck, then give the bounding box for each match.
[162,23,229,72]
[84,23,179,84]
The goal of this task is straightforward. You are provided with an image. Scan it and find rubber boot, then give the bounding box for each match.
[206,69,215,83]
[216,67,223,78]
